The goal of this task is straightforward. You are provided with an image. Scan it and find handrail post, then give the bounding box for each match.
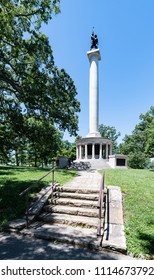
[52,163,54,186]
[19,167,56,229]
[25,191,29,228]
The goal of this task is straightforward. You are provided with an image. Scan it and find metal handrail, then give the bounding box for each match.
[19,165,56,228]
[19,168,55,196]
[97,170,105,236]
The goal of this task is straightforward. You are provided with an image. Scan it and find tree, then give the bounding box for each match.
[98,124,121,153]
[0,1,81,165]
[0,1,80,137]
[120,106,154,168]
[25,117,63,167]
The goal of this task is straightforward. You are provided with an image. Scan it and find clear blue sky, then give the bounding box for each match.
[42,0,154,144]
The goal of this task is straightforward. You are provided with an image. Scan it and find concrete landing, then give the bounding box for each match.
[21,223,102,249]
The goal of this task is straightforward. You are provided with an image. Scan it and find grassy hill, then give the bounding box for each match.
[105,169,154,259]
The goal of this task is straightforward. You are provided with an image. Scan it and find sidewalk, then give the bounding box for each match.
[0,233,135,260]
[63,169,102,189]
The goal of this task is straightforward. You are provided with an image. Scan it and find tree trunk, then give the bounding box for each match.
[15,150,19,166]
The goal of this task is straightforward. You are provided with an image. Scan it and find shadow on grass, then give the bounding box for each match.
[0,179,47,229]
[138,231,154,258]
[0,165,51,172]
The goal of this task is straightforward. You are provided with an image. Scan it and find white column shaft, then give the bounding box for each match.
[79,145,82,160]
[106,144,108,159]
[85,144,88,160]
[89,55,99,134]
[76,146,78,160]
[99,144,102,159]
[92,144,95,159]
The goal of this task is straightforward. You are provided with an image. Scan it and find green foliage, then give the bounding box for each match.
[105,169,154,258]
[120,106,154,168]
[0,1,80,166]
[59,140,76,161]
[99,124,121,153]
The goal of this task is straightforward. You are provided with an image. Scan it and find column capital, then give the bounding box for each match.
[87,49,101,61]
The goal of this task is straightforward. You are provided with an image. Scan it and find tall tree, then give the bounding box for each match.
[0,0,80,136]
[120,106,154,168]
[0,1,80,164]
[99,124,121,153]
[25,117,63,167]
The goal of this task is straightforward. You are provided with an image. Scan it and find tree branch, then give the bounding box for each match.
[0,71,21,94]
[15,8,42,18]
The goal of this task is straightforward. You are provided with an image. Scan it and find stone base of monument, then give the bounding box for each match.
[108,154,128,169]
[74,159,111,170]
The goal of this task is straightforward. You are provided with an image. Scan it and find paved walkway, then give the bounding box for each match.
[0,233,136,260]
[63,170,102,189]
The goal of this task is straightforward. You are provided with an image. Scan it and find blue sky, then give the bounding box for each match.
[42,0,154,143]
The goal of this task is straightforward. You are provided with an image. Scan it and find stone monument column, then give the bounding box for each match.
[75,31,113,167]
[86,48,101,138]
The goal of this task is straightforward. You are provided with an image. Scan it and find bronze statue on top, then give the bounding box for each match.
[91,31,98,49]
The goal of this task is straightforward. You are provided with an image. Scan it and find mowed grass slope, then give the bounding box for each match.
[0,166,77,229]
[105,169,154,258]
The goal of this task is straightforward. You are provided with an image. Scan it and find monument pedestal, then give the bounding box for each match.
[76,137,112,161]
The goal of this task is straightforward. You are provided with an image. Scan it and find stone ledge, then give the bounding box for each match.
[102,186,127,253]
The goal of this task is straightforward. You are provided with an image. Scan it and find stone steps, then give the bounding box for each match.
[37,181,106,238]
[38,212,103,229]
[55,186,99,194]
[44,204,104,218]
[5,170,107,251]
[48,197,101,208]
[20,177,105,249]
[52,191,99,201]
[74,159,111,170]
[21,223,102,249]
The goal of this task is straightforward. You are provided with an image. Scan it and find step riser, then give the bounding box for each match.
[34,233,101,249]
[48,199,102,209]
[44,205,104,218]
[52,192,98,201]
[40,217,97,228]
[39,215,103,229]
[54,187,99,194]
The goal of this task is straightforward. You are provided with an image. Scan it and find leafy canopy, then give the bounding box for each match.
[120,106,154,168]
[0,0,80,136]
[99,124,121,153]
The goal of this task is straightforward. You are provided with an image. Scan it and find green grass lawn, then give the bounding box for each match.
[104,169,154,259]
[0,165,77,229]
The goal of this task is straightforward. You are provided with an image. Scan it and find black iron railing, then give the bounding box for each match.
[97,171,105,236]
[19,165,56,228]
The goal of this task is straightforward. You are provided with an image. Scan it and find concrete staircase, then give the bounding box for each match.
[74,159,111,170]
[21,184,106,249]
